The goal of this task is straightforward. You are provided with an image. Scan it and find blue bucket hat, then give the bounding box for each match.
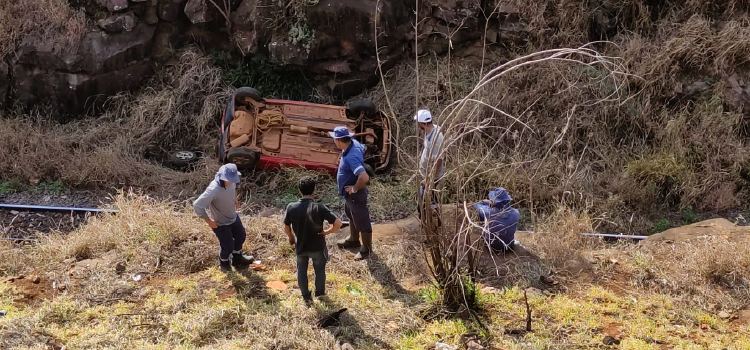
[329,126,356,139]
[488,187,512,207]
[215,163,241,183]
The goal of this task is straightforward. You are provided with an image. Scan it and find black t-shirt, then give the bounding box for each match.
[283,198,338,255]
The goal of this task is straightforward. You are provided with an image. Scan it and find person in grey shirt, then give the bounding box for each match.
[415,109,445,223]
[194,163,253,270]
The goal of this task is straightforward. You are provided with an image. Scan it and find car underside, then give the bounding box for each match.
[219,87,392,175]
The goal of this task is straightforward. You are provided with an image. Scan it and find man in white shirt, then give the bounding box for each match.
[415,109,444,223]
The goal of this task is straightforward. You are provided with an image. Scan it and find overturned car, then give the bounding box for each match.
[219,87,392,174]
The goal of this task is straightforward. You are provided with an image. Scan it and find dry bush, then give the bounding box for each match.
[524,205,602,267]
[0,0,86,59]
[32,193,218,274]
[636,238,750,308]
[0,49,229,195]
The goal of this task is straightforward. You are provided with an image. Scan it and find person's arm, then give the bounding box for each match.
[194,186,218,229]
[345,159,370,194]
[284,224,295,246]
[235,195,239,211]
[323,219,343,235]
[282,205,295,246]
[321,206,342,235]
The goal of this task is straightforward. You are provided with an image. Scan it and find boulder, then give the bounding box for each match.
[184,0,212,24]
[97,11,137,33]
[96,0,129,12]
[268,33,312,66]
[427,0,482,27]
[159,0,187,22]
[11,23,156,114]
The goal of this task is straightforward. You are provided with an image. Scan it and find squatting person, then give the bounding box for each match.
[330,126,374,260]
[473,187,520,252]
[283,176,342,302]
[193,163,254,270]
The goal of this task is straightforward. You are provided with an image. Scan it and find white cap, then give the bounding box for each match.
[414,109,432,123]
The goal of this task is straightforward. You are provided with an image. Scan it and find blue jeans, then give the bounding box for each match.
[211,216,246,260]
[297,249,328,298]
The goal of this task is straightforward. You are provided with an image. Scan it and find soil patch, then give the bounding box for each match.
[642,218,750,249]
[2,274,58,306]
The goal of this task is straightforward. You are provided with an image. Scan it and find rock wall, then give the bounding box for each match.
[1,0,528,115]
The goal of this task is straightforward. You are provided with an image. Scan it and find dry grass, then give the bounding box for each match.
[0,49,229,195]
[365,2,750,235]
[0,0,86,59]
[2,196,750,349]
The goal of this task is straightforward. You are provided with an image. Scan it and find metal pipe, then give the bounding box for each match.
[517,230,648,240]
[581,232,648,240]
[0,203,117,213]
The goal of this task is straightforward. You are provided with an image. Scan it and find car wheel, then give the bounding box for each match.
[170,150,200,167]
[346,99,376,116]
[227,147,258,169]
[236,87,262,102]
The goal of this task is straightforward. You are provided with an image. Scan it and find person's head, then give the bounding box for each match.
[329,126,355,150]
[488,187,512,208]
[215,163,241,186]
[414,109,434,131]
[299,176,316,196]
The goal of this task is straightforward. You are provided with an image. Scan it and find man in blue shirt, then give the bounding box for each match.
[329,126,373,260]
[473,187,520,252]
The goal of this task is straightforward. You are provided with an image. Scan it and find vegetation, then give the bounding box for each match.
[1,194,749,349]
[2,1,750,348]
[212,52,323,102]
[0,0,85,59]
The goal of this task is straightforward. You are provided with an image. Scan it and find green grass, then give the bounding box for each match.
[0,181,24,195]
[652,218,671,233]
[211,52,321,102]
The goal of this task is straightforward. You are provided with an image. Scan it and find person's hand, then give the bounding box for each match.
[207,220,219,229]
[345,186,356,195]
[289,237,296,246]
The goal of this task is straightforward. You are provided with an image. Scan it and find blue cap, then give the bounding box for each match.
[488,187,511,207]
[216,163,241,183]
[329,126,356,139]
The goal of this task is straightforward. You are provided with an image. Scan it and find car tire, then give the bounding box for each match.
[236,87,262,102]
[364,163,375,178]
[227,147,259,169]
[170,150,200,167]
[346,99,376,116]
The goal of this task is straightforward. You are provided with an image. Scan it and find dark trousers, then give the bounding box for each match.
[344,188,373,253]
[297,249,328,298]
[418,180,442,227]
[212,216,246,260]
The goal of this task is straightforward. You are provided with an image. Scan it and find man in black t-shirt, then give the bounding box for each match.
[283,176,342,302]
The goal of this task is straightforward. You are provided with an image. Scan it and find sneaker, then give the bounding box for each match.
[353,250,370,261]
[336,239,361,249]
[232,253,254,267]
[314,290,326,298]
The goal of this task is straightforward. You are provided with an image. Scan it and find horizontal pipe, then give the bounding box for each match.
[518,230,648,240]
[0,203,117,213]
[581,232,648,240]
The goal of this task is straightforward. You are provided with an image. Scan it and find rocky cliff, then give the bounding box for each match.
[0,0,530,116]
